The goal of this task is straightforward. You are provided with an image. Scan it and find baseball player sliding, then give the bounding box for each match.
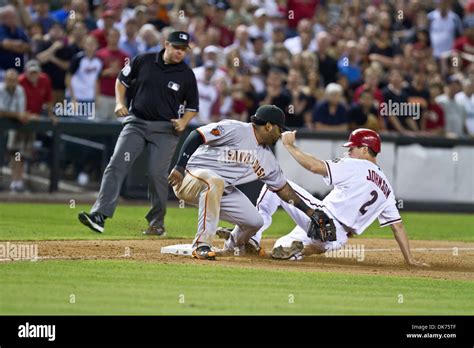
[168,105,328,260]
[228,128,428,267]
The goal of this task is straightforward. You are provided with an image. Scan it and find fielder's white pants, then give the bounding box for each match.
[254,181,349,254]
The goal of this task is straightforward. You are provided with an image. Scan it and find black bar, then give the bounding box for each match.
[0,316,472,346]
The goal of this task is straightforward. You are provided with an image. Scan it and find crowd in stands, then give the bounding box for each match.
[1,0,474,191]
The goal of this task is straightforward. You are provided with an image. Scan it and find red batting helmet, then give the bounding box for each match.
[343,128,381,153]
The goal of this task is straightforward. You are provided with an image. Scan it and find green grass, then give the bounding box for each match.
[0,203,473,241]
[0,260,472,315]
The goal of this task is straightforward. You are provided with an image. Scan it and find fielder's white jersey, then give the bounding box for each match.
[322,158,401,234]
[187,120,287,191]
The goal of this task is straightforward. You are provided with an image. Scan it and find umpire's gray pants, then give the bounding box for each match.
[91,116,179,227]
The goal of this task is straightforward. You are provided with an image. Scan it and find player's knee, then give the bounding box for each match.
[246,214,264,232]
[208,176,225,193]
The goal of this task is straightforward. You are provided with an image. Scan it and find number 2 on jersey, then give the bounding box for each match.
[359,190,378,215]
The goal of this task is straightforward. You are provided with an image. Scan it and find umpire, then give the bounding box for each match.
[78,31,199,236]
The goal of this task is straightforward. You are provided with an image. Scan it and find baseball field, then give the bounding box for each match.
[0,202,473,315]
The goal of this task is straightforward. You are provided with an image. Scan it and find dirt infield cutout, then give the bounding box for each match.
[1,238,473,281]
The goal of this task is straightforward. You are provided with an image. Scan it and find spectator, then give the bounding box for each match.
[208,2,234,48]
[337,40,362,86]
[13,61,54,192]
[353,67,384,106]
[193,47,228,83]
[27,21,44,55]
[264,43,291,75]
[224,25,254,66]
[422,83,445,135]
[452,16,474,72]
[368,29,402,69]
[316,31,338,85]
[406,71,430,128]
[96,28,129,121]
[346,88,381,131]
[286,68,314,129]
[0,5,30,78]
[0,69,38,192]
[264,24,286,56]
[35,23,77,104]
[70,0,96,31]
[91,10,116,49]
[284,19,317,55]
[137,24,162,53]
[67,20,88,52]
[31,0,57,34]
[133,5,150,29]
[65,35,102,118]
[193,61,220,125]
[249,34,266,69]
[257,68,291,116]
[19,60,53,120]
[435,75,467,137]
[232,68,258,121]
[285,0,318,37]
[455,78,474,135]
[427,0,463,59]
[119,18,140,58]
[224,0,251,29]
[248,8,271,43]
[312,82,348,131]
[404,29,432,63]
[381,69,419,133]
[51,0,72,25]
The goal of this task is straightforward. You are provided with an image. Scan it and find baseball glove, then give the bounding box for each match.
[308,209,337,242]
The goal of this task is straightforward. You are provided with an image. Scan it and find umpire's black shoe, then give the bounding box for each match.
[78,212,105,233]
[143,226,166,236]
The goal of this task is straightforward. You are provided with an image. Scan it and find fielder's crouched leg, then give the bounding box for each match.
[173,168,225,260]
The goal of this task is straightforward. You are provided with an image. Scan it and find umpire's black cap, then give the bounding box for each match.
[250,105,290,131]
[167,31,191,48]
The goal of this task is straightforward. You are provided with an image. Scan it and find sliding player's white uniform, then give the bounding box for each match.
[253,158,402,254]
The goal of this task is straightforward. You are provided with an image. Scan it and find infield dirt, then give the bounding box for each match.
[3,238,473,281]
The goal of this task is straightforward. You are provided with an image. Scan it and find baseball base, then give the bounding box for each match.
[160,244,194,256]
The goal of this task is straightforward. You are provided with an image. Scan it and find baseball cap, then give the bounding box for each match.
[251,105,290,131]
[254,8,267,18]
[204,45,221,55]
[167,31,190,48]
[25,60,41,73]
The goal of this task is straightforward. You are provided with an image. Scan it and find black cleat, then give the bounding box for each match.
[78,212,105,233]
[143,226,166,236]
